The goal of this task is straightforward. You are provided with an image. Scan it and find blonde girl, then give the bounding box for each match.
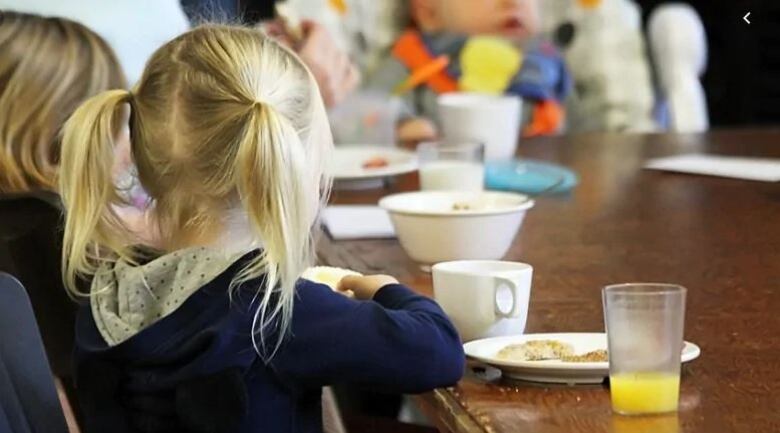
[60,25,462,432]
[0,11,125,193]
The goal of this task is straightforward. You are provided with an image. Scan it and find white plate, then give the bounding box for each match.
[328,146,417,181]
[464,333,701,384]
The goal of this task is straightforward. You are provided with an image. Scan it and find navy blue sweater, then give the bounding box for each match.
[73,255,465,433]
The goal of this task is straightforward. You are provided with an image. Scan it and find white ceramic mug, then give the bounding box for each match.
[432,260,532,342]
[437,93,522,161]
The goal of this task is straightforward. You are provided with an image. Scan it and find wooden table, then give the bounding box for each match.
[320,130,780,433]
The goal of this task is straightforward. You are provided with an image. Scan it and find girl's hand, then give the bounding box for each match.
[336,274,399,300]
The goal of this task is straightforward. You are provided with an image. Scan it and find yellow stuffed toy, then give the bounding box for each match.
[459,37,524,94]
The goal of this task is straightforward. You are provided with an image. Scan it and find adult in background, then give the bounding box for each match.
[0,0,360,107]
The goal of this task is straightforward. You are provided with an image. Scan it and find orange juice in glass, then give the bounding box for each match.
[603,284,686,415]
[611,413,680,433]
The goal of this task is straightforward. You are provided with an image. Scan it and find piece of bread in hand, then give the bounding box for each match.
[301,266,362,297]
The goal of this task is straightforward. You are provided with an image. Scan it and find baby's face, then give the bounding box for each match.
[434,0,539,40]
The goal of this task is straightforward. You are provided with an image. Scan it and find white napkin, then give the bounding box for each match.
[644,154,780,182]
[321,206,396,240]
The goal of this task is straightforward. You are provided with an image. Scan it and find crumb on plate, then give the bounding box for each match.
[362,156,389,169]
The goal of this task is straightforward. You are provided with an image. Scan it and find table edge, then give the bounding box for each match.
[415,388,487,433]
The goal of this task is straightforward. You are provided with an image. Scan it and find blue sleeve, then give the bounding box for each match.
[268,281,465,394]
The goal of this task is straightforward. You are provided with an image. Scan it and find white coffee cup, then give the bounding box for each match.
[432,260,532,342]
[437,93,522,161]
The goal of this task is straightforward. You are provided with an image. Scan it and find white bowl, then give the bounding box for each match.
[378,191,534,264]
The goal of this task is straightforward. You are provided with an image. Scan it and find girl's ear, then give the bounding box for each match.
[112,110,133,181]
[410,0,443,31]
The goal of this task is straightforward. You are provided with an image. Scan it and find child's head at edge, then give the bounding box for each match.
[410,0,540,41]
[59,24,333,354]
[0,11,126,193]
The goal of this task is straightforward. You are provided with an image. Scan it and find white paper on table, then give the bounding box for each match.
[321,206,396,240]
[644,154,780,182]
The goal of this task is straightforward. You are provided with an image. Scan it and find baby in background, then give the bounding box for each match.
[367,0,571,142]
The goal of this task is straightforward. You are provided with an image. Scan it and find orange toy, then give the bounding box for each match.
[524,100,565,137]
[328,0,348,15]
[393,55,450,95]
[578,0,603,9]
[392,30,458,94]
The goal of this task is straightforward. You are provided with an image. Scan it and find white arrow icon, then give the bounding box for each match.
[744,12,751,24]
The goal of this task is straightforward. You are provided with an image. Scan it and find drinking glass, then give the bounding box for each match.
[417,141,485,191]
[603,283,687,415]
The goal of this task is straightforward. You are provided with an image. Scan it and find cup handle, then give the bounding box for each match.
[494,277,521,318]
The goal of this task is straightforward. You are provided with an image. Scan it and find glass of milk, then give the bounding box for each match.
[417,141,485,191]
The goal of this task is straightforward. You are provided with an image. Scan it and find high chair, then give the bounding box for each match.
[0,272,69,432]
[0,192,76,381]
[648,3,709,132]
[0,192,81,427]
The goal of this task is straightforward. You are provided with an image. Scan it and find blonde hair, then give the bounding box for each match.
[0,12,125,193]
[59,25,332,354]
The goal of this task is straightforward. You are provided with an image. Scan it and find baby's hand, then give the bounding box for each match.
[336,274,399,300]
[397,117,438,144]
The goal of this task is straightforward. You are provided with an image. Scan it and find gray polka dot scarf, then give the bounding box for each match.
[91,247,245,346]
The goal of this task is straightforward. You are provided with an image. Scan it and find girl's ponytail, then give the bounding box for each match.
[233,101,314,356]
[59,89,133,296]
